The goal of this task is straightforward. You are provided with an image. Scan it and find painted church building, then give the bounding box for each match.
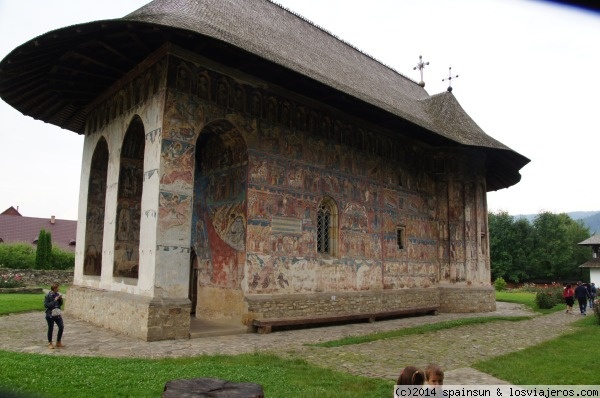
[0,0,529,340]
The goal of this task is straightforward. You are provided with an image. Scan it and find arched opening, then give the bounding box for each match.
[114,116,145,278]
[191,120,248,318]
[189,249,198,315]
[84,137,108,276]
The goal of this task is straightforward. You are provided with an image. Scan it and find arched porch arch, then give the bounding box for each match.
[83,137,109,276]
[114,115,145,279]
[191,119,249,319]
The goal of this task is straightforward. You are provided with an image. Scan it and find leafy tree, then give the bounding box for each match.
[532,212,589,280]
[489,211,591,283]
[489,212,533,282]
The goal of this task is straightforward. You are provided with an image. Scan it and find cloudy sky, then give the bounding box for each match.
[1,0,599,220]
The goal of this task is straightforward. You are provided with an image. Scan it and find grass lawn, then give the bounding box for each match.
[474,315,600,384]
[496,290,564,314]
[0,293,44,316]
[0,351,392,398]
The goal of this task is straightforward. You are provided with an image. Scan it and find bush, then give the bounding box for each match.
[494,277,507,291]
[49,247,75,270]
[594,303,600,325]
[534,285,563,309]
[0,243,73,270]
[0,272,25,288]
[0,243,36,269]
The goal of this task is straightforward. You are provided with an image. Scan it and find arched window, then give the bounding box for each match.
[317,197,338,256]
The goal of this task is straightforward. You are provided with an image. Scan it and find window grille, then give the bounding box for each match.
[317,197,337,256]
[317,203,330,254]
[396,226,405,250]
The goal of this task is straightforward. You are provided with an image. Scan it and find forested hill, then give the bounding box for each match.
[513,211,600,234]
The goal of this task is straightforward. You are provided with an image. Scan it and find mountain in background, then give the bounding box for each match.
[513,211,600,234]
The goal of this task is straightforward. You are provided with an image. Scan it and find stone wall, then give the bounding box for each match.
[437,285,496,312]
[244,285,495,321]
[1,268,73,288]
[67,286,191,341]
[245,288,440,320]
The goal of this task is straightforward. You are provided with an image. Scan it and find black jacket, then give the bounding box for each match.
[44,291,62,317]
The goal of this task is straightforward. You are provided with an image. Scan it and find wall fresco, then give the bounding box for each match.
[114,117,145,279]
[160,139,194,192]
[161,53,491,300]
[84,138,108,276]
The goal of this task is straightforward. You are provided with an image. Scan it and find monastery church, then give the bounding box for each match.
[0,0,528,340]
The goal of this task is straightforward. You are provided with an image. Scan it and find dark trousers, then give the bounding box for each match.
[46,316,64,343]
[577,298,587,314]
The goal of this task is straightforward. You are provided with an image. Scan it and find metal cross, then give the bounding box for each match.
[442,66,459,92]
[413,55,429,87]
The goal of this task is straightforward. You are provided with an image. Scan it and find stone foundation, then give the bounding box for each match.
[437,285,496,312]
[67,286,191,341]
[245,285,495,321]
[245,288,440,320]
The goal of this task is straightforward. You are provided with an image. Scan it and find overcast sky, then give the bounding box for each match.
[1,0,599,220]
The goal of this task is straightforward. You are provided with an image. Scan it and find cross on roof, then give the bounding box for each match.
[442,66,459,92]
[413,55,429,87]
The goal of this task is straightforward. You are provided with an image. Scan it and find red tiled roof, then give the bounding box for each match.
[1,206,22,216]
[0,211,77,252]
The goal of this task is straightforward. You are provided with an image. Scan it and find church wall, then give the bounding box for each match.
[157,48,494,321]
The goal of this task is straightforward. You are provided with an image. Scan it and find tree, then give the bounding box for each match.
[489,211,591,283]
[531,212,589,280]
[489,212,533,283]
[35,229,53,270]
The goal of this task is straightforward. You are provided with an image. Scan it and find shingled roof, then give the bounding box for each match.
[579,234,600,246]
[0,0,529,191]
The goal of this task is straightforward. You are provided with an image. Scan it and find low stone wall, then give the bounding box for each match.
[67,286,191,341]
[245,288,440,320]
[0,268,73,287]
[244,285,495,322]
[437,285,496,312]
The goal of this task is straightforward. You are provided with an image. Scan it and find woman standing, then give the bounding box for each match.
[44,283,65,349]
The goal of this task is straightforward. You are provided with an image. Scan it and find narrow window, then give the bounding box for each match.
[396,226,406,250]
[317,197,338,256]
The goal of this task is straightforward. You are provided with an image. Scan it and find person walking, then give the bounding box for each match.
[563,283,575,314]
[44,283,65,348]
[588,282,596,309]
[574,281,590,316]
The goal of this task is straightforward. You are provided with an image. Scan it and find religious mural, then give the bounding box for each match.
[114,117,145,278]
[83,138,108,276]
[157,53,490,311]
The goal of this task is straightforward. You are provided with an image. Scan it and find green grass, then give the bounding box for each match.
[0,293,44,315]
[495,290,564,314]
[474,316,600,384]
[310,316,531,347]
[0,351,392,398]
[0,286,68,316]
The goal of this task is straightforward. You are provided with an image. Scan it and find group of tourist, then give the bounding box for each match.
[563,281,596,315]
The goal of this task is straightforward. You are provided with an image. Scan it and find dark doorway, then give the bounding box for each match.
[189,249,198,315]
